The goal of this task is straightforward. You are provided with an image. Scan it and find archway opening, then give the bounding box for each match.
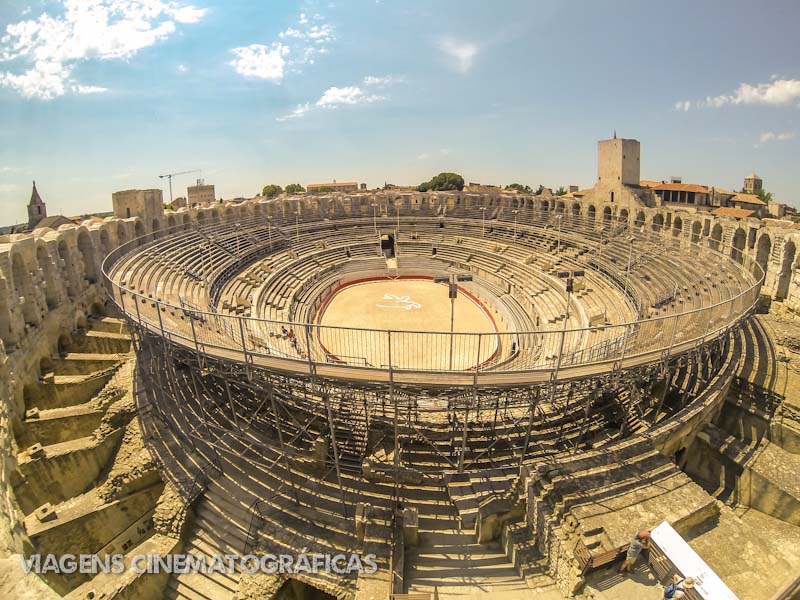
[672,217,683,238]
[691,221,702,244]
[275,579,336,600]
[710,223,723,251]
[77,231,97,283]
[755,234,772,281]
[776,241,796,300]
[731,228,746,264]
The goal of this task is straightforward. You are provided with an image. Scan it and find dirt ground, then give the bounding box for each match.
[317,278,499,370]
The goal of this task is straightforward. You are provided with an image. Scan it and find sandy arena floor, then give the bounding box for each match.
[317,278,499,370]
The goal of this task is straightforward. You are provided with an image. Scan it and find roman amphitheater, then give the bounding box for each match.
[1,140,800,600]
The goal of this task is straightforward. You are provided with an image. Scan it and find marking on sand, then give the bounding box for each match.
[375,294,422,311]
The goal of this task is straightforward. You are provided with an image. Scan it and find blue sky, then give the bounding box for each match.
[1,0,799,223]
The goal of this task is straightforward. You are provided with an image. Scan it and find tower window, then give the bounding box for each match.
[126,207,131,218]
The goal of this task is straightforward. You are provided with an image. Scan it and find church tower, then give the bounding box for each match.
[27,181,47,229]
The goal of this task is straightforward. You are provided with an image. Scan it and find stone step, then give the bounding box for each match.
[50,353,123,376]
[28,371,115,410]
[22,404,104,446]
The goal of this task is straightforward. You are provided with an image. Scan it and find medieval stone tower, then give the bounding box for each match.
[597,134,641,186]
[27,181,47,229]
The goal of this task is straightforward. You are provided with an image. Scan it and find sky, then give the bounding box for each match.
[0,0,799,224]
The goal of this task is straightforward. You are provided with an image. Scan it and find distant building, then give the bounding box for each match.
[187,179,215,206]
[112,189,165,228]
[743,172,763,195]
[640,180,711,206]
[27,181,47,229]
[597,136,640,187]
[730,192,767,216]
[33,215,74,230]
[307,181,359,193]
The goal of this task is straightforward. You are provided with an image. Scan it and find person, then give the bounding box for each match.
[664,575,695,599]
[618,529,650,574]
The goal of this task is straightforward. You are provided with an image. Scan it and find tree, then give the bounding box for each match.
[534,184,545,195]
[261,184,282,199]
[755,188,773,203]
[417,172,465,192]
[506,183,533,194]
[555,186,567,196]
[285,183,305,194]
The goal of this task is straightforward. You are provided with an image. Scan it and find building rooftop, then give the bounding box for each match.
[640,180,709,194]
[732,193,766,206]
[307,182,358,188]
[711,207,757,219]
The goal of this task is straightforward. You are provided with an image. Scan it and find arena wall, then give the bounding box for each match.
[1,188,799,560]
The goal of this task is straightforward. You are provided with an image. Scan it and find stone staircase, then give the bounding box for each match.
[164,479,246,600]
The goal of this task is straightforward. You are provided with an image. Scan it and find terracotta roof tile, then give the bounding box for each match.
[711,207,756,219]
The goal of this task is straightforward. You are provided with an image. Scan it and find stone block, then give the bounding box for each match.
[402,507,419,547]
[35,503,57,523]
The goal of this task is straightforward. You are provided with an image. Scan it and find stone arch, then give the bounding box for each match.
[776,240,796,300]
[211,209,220,221]
[731,227,746,264]
[541,200,549,211]
[619,208,629,223]
[556,200,565,214]
[182,213,192,230]
[672,216,683,238]
[197,211,206,224]
[36,242,59,309]
[603,206,612,224]
[167,214,177,229]
[99,228,111,257]
[151,218,160,239]
[572,202,581,217]
[39,355,54,375]
[710,223,723,251]
[691,221,702,244]
[57,332,71,354]
[134,220,145,240]
[755,234,771,281]
[57,240,76,299]
[635,211,645,227]
[588,205,596,221]
[89,301,105,317]
[77,230,97,283]
[652,213,664,233]
[12,252,38,325]
[116,222,127,246]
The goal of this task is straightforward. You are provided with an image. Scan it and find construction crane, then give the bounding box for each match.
[159,169,200,204]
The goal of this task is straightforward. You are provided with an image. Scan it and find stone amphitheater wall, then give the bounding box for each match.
[1,189,799,560]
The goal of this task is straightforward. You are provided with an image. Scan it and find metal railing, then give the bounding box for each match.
[101,211,763,385]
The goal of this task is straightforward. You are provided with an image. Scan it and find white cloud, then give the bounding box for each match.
[417,152,429,160]
[363,74,402,87]
[0,0,207,99]
[673,100,691,112]
[675,75,800,111]
[316,86,383,107]
[228,43,288,81]
[177,63,188,73]
[437,36,478,73]
[276,83,386,121]
[275,102,311,122]
[701,78,800,109]
[72,83,108,94]
[299,13,308,25]
[759,131,795,143]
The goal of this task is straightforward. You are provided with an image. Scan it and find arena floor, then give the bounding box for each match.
[316,277,499,370]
